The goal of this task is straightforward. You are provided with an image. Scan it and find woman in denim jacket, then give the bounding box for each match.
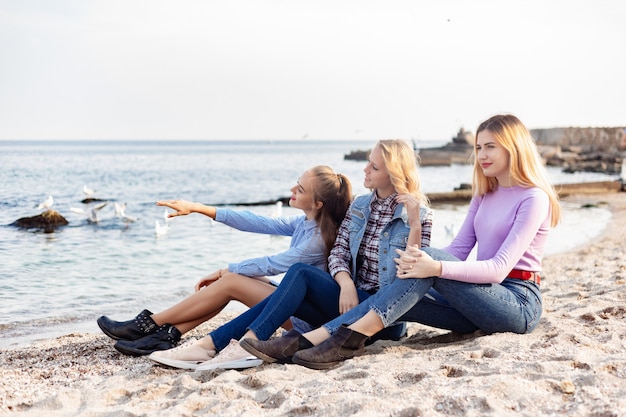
[244,114,562,370]
[150,139,434,370]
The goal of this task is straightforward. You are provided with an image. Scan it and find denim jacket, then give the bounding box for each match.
[346,193,432,288]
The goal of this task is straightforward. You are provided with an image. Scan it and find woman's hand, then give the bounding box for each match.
[397,194,423,247]
[396,194,422,229]
[195,270,223,291]
[394,246,441,279]
[335,272,359,314]
[156,199,198,218]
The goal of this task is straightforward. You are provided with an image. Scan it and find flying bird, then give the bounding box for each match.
[114,202,138,222]
[155,219,169,236]
[70,202,108,223]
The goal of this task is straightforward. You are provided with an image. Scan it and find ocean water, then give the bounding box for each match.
[0,140,617,349]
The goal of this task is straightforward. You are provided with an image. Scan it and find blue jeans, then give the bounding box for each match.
[209,263,372,351]
[323,247,543,335]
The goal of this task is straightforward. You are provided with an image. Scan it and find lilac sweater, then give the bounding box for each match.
[440,186,551,284]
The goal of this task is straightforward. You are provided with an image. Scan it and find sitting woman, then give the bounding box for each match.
[150,139,434,371]
[97,165,352,357]
[242,114,562,370]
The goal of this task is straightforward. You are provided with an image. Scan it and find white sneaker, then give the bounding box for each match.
[195,339,263,371]
[149,339,216,370]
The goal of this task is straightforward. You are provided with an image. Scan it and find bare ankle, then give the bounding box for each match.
[242,330,257,341]
[197,336,215,351]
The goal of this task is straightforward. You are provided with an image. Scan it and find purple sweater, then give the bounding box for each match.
[440,185,551,284]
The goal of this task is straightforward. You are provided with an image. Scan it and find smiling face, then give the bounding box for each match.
[363,145,394,198]
[476,130,511,186]
[289,170,322,218]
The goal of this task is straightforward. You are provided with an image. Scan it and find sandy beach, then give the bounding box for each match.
[2,192,625,417]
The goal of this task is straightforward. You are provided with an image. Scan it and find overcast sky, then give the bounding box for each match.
[1,0,624,141]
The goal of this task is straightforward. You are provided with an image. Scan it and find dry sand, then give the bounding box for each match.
[2,192,625,417]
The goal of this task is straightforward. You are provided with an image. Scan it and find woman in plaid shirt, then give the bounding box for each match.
[149,139,433,371]
[247,114,562,370]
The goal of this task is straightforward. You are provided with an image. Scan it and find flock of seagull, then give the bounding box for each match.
[32,190,287,237]
[33,185,171,236]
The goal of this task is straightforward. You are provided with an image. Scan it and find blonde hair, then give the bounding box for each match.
[375,139,429,206]
[308,165,353,263]
[472,114,561,227]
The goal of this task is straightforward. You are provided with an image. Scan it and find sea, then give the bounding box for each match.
[0,139,618,349]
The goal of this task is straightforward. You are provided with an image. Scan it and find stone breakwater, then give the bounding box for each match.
[531,127,625,150]
[346,127,626,175]
[532,127,626,175]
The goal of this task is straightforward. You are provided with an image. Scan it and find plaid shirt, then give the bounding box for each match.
[328,192,399,291]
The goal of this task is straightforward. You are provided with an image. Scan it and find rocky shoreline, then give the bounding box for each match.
[345,126,626,175]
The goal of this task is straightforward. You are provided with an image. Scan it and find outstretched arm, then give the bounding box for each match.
[156,199,216,219]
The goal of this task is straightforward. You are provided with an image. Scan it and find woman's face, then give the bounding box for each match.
[363,145,394,197]
[289,170,321,215]
[476,130,511,186]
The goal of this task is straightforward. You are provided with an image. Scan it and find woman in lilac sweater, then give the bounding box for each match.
[242,114,562,370]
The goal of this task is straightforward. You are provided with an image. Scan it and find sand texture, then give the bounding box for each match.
[2,193,625,417]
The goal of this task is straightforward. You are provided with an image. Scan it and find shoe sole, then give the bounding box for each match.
[148,354,202,370]
[114,340,171,357]
[97,317,123,341]
[238,339,282,364]
[291,356,341,370]
[113,344,151,357]
[196,357,263,371]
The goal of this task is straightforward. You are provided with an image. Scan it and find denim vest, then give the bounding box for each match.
[346,193,412,288]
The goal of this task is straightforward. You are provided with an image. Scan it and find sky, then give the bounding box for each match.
[1,0,625,141]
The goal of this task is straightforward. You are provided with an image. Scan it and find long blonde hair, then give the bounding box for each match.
[308,165,353,263]
[472,114,561,227]
[376,139,429,206]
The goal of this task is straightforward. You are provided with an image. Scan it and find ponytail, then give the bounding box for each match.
[309,167,353,264]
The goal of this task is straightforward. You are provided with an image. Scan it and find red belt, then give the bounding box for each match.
[507,269,540,285]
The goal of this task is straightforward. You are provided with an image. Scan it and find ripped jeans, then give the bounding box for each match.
[323,247,543,335]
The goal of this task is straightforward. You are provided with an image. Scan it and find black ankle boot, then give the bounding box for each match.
[113,324,182,356]
[97,309,158,341]
[239,331,313,364]
[292,325,369,370]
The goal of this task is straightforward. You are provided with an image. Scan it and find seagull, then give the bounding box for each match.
[155,219,169,236]
[444,224,456,238]
[70,202,108,223]
[114,202,126,217]
[270,201,283,218]
[36,195,54,211]
[114,202,138,222]
[83,185,96,197]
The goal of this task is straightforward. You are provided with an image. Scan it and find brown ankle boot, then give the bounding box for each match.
[292,325,369,370]
[239,331,313,364]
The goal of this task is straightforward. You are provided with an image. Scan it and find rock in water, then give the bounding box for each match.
[12,210,69,233]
